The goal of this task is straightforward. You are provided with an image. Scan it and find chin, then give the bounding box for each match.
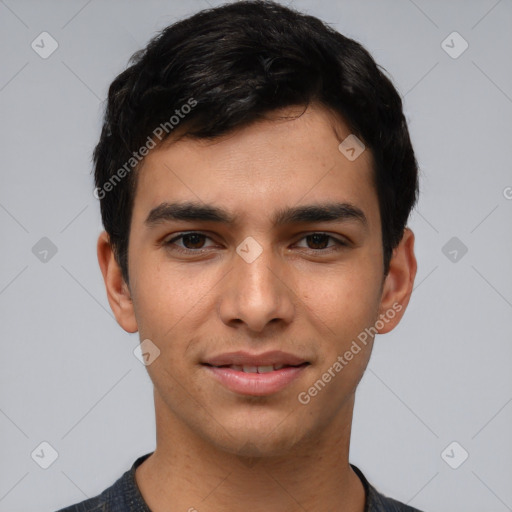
[205,416,309,460]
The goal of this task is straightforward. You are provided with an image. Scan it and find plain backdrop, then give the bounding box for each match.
[1,1,511,511]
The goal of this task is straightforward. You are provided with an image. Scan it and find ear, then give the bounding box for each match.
[376,227,417,334]
[97,231,138,333]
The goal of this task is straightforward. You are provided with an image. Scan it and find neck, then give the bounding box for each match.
[135,390,366,512]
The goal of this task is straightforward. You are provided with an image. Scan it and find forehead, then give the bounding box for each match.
[132,104,379,229]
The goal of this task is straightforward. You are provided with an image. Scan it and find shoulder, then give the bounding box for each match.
[55,474,120,512]
[56,491,108,512]
[350,464,426,512]
[370,493,425,512]
[55,453,153,512]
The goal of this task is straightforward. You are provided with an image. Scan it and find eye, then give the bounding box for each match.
[164,232,217,253]
[294,233,348,251]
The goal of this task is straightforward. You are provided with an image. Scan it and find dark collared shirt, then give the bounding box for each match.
[56,452,425,512]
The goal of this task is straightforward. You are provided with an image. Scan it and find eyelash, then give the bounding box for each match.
[163,232,349,255]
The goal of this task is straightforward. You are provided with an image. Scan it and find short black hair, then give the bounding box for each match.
[94,0,419,285]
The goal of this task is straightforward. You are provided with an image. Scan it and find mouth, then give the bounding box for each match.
[201,354,311,396]
[202,350,310,368]
[202,362,309,373]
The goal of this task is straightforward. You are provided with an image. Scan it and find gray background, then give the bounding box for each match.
[1,0,511,511]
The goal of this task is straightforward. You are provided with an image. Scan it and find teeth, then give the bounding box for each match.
[236,364,287,373]
[220,363,299,372]
[257,365,274,373]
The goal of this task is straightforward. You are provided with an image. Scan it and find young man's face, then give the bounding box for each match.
[99,104,416,457]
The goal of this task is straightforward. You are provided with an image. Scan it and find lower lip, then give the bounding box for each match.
[203,364,309,396]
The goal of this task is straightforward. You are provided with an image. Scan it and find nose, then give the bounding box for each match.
[218,240,295,333]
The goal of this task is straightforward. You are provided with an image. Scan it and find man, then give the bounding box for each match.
[58,1,422,510]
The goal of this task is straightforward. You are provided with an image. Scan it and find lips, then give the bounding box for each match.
[213,364,296,373]
[201,351,310,396]
[203,350,309,368]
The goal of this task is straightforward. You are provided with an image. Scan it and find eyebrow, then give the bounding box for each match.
[144,201,368,229]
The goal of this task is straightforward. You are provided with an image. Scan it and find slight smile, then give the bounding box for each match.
[201,350,311,396]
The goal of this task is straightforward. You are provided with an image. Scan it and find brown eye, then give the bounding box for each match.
[295,233,348,251]
[179,233,207,249]
[164,232,216,253]
[305,233,330,249]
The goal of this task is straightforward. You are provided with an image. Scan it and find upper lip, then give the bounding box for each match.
[203,350,309,367]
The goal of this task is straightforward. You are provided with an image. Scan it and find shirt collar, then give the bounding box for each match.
[127,453,386,511]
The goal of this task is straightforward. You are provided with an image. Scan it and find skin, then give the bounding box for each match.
[98,103,417,512]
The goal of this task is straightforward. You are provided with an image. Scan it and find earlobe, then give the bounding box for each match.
[376,227,417,334]
[97,231,138,333]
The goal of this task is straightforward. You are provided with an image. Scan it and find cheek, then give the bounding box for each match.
[131,258,216,338]
[297,270,380,411]
[304,262,381,341]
